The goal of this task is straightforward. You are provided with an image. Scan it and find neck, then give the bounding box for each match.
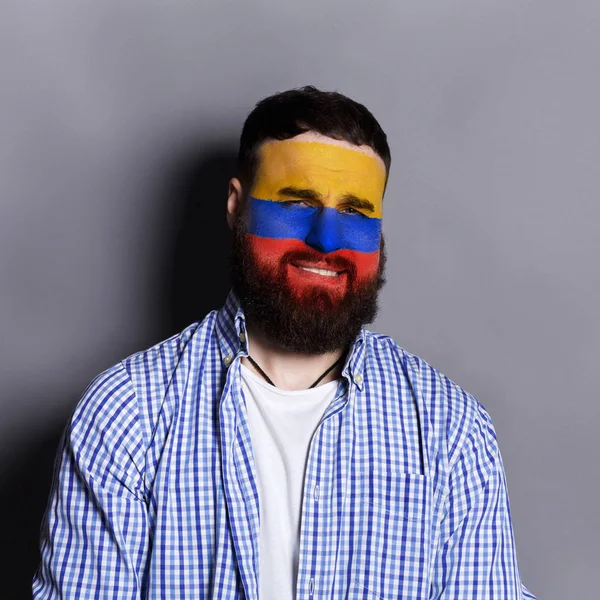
[242,321,345,391]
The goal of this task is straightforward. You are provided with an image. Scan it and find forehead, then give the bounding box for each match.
[250,134,386,207]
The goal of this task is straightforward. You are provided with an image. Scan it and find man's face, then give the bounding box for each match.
[231,131,387,353]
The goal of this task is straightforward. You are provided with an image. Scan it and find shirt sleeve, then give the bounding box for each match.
[429,402,536,600]
[32,364,150,599]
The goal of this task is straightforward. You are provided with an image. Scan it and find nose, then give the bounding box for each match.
[305,208,342,254]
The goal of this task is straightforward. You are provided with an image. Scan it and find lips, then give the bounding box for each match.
[286,264,348,294]
[291,260,345,278]
[296,266,340,277]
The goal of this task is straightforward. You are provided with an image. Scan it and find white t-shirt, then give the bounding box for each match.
[240,363,339,600]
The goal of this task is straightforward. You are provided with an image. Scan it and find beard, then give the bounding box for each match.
[230,215,387,354]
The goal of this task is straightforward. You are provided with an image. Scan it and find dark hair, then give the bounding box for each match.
[237,85,391,189]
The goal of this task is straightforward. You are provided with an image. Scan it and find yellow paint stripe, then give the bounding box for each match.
[250,139,386,219]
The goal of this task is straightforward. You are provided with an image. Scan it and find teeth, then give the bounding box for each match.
[298,266,339,277]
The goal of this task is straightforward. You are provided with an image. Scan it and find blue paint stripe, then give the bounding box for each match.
[247,197,381,253]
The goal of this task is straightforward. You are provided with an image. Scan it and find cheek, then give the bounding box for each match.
[338,249,380,287]
[245,235,305,273]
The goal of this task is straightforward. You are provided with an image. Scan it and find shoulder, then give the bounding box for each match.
[69,312,219,493]
[68,361,143,497]
[364,330,498,468]
[122,312,218,390]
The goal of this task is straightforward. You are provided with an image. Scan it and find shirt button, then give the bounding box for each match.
[354,373,363,384]
[313,484,320,501]
[309,577,315,595]
[239,332,246,343]
[224,355,233,365]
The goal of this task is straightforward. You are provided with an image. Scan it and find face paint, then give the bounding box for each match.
[245,138,386,299]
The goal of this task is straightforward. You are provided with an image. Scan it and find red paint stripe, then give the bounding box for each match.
[246,235,380,284]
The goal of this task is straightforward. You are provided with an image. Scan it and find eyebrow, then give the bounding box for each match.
[277,186,323,201]
[277,187,376,214]
[339,194,376,214]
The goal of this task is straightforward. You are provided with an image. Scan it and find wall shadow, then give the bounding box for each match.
[160,144,239,337]
[0,412,70,600]
[0,144,238,599]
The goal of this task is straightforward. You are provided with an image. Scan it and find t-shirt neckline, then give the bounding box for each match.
[240,363,340,397]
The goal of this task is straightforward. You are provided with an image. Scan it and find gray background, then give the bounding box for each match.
[1,0,598,598]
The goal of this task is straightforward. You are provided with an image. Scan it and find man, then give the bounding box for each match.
[34,86,535,599]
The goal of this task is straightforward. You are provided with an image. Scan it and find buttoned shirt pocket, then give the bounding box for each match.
[347,471,432,600]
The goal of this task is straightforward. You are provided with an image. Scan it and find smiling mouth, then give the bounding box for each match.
[295,265,341,277]
[291,262,346,279]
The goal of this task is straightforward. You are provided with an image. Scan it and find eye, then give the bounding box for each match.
[340,206,363,215]
[280,200,310,208]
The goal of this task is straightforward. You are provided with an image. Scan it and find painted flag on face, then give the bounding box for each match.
[244,139,386,289]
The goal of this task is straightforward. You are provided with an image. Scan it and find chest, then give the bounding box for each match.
[146,378,440,600]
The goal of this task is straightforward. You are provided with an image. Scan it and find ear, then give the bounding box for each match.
[226,177,244,231]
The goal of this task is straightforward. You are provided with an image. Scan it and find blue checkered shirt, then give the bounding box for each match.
[34,291,535,599]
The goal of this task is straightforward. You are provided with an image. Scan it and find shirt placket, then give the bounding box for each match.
[219,357,260,600]
[295,377,356,600]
